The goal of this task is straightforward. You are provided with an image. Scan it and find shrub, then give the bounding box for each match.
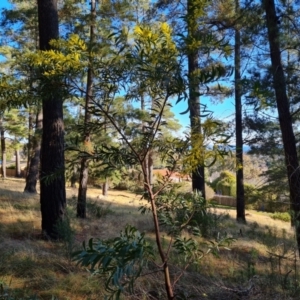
[6,165,16,170]
[271,212,291,222]
[205,183,215,200]
[153,181,191,196]
[156,190,227,238]
[54,217,75,258]
[113,181,129,190]
[259,200,290,213]
[244,183,260,209]
[112,169,144,193]
[211,171,236,197]
[174,191,209,235]
[73,225,154,299]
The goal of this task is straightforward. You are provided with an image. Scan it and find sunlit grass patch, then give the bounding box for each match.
[271,212,291,223]
[1,179,300,299]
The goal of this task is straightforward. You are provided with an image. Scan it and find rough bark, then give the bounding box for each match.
[187,0,205,198]
[264,0,300,253]
[77,0,96,218]
[70,165,78,188]
[0,117,6,178]
[38,0,66,239]
[24,110,42,193]
[77,157,89,218]
[235,0,245,222]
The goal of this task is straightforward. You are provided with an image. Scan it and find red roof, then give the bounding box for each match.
[153,169,190,181]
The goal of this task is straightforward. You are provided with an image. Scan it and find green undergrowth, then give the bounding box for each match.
[271,212,291,223]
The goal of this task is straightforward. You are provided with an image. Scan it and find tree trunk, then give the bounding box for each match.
[38,0,66,239]
[26,108,33,177]
[15,148,21,177]
[70,164,78,188]
[0,117,6,178]
[235,0,245,223]
[102,178,108,196]
[264,0,300,253]
[24,109,42,193]
[187,0,205,198]
[77,157,89,218]
[140,92,151,196]
[77,0,96,218]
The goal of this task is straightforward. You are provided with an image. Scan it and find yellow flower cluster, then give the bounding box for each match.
[133,22,177,54]
[27,34,87,77]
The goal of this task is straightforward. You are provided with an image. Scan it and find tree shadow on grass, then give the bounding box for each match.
[0,185,39,200]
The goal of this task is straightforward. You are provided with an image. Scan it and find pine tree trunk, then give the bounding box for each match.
[26,109,33,177]
[77,158,89,218]
[38,0,66,239]
[77,0,96,218]
[264,0,300,253]
[24,110,42,193]
[187,0,205,198]
[15,148,21,177]
[0,117,6,178]
[70,165,78,188]
[235,0,245,222]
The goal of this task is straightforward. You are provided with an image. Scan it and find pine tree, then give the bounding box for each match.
[186,0,206,197]
[76,0,96,218]
[264,0,300,253]
[0,109,27,177]
[0,0,43,191]
[234,0,245,222]
[0,113,6,178]
[37,0,66,239]
[24,108,42,193]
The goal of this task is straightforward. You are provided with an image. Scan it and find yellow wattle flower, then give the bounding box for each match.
[160,22,172,35]
[134,26,143,36]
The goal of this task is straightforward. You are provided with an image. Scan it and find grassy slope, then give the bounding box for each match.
[0,178,299,300]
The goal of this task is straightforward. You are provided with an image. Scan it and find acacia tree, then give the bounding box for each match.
[76,24,193,299]
[37,0,66,239]
[61,21,232,298]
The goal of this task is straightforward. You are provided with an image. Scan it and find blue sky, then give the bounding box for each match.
[0,0,235,130]
[1,0,12,9]
[172,89,235,130]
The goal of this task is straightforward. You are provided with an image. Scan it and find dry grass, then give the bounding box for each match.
[0,178,300,299]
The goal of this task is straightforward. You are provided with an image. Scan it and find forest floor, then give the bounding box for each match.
[0,178,299,300]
